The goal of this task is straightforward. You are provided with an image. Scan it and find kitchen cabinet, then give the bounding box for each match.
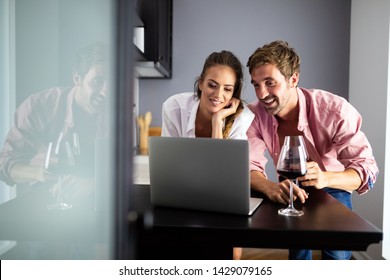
[135,0,172,78]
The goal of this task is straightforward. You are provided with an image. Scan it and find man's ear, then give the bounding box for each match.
[73,72,81,86]
[289,72,299,88]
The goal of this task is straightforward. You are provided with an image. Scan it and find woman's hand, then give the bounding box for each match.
[213,97,240,121]
[211,98,240,138]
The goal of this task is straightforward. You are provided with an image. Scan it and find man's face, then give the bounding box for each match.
[250,63,297,117]
[75,63,107,115]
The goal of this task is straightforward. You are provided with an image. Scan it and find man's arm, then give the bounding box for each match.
[9,162,55,184]
[298,162,362,191]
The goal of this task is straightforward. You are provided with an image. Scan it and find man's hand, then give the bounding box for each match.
[49,175,95,199]
[298,161,362,192]
[298,161,328,189]
[10,163,56,184]
[276,179,308,204]
[251,170,308,204]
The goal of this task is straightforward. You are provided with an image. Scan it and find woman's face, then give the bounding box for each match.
[198,65,236,115]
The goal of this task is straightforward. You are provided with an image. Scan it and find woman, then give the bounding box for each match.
[161,50,254,259]
[162,50,253,140]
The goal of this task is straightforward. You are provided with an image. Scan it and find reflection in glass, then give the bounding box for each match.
[0,0,116,259]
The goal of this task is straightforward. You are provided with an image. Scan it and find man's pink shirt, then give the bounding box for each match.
[247,87,378,194]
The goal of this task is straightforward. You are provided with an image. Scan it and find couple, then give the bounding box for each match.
[161,40,378,260]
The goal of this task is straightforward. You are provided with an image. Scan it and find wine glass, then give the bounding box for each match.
[45,132,79,210]
[276,135,307,216]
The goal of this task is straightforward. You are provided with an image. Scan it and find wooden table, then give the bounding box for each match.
[133,185,383,259]
[0,184,382,260]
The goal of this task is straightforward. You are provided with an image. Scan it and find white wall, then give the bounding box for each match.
[0,0,16,204]
[350,0,389,260]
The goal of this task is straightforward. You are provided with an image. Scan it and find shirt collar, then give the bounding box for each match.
[297,87,309,131]
[185,98,200,136]
[63,87,77,135]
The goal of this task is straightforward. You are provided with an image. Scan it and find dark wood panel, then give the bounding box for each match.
[132,185,382,259]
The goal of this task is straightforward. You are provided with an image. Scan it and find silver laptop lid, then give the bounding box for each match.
[148,137,261,215]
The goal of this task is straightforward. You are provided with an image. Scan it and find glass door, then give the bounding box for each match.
[0,0,136,260]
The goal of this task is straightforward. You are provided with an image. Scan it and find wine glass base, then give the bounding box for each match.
[278,207,304,216]
[47,202,72,210]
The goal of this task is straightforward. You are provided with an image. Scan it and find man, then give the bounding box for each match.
[0,42,108,203]
[246,40,378,260]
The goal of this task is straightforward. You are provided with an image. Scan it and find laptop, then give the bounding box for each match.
[148,136,263,215]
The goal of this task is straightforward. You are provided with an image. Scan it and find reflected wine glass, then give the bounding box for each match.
[276,135,307,216]
[45,132,79,210]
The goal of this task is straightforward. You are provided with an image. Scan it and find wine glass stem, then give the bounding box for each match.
[57,176,62,203]
[289,179,294,209]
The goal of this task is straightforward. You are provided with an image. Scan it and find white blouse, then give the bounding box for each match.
[161,92,254,139]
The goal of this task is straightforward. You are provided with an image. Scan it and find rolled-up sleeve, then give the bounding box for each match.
[0,96,45,186]
[246,115,269,176]
[0,125,34,186]
[333,103,379,194]
[0,138,21,186]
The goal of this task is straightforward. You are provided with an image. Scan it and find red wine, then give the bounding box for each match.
[277,169,306,180]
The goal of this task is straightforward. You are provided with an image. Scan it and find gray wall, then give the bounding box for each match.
[138,0,351,186]
[139,0,351,127]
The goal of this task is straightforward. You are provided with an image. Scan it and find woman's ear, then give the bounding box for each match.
[198,79,204,92]
[73,72,81,86]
